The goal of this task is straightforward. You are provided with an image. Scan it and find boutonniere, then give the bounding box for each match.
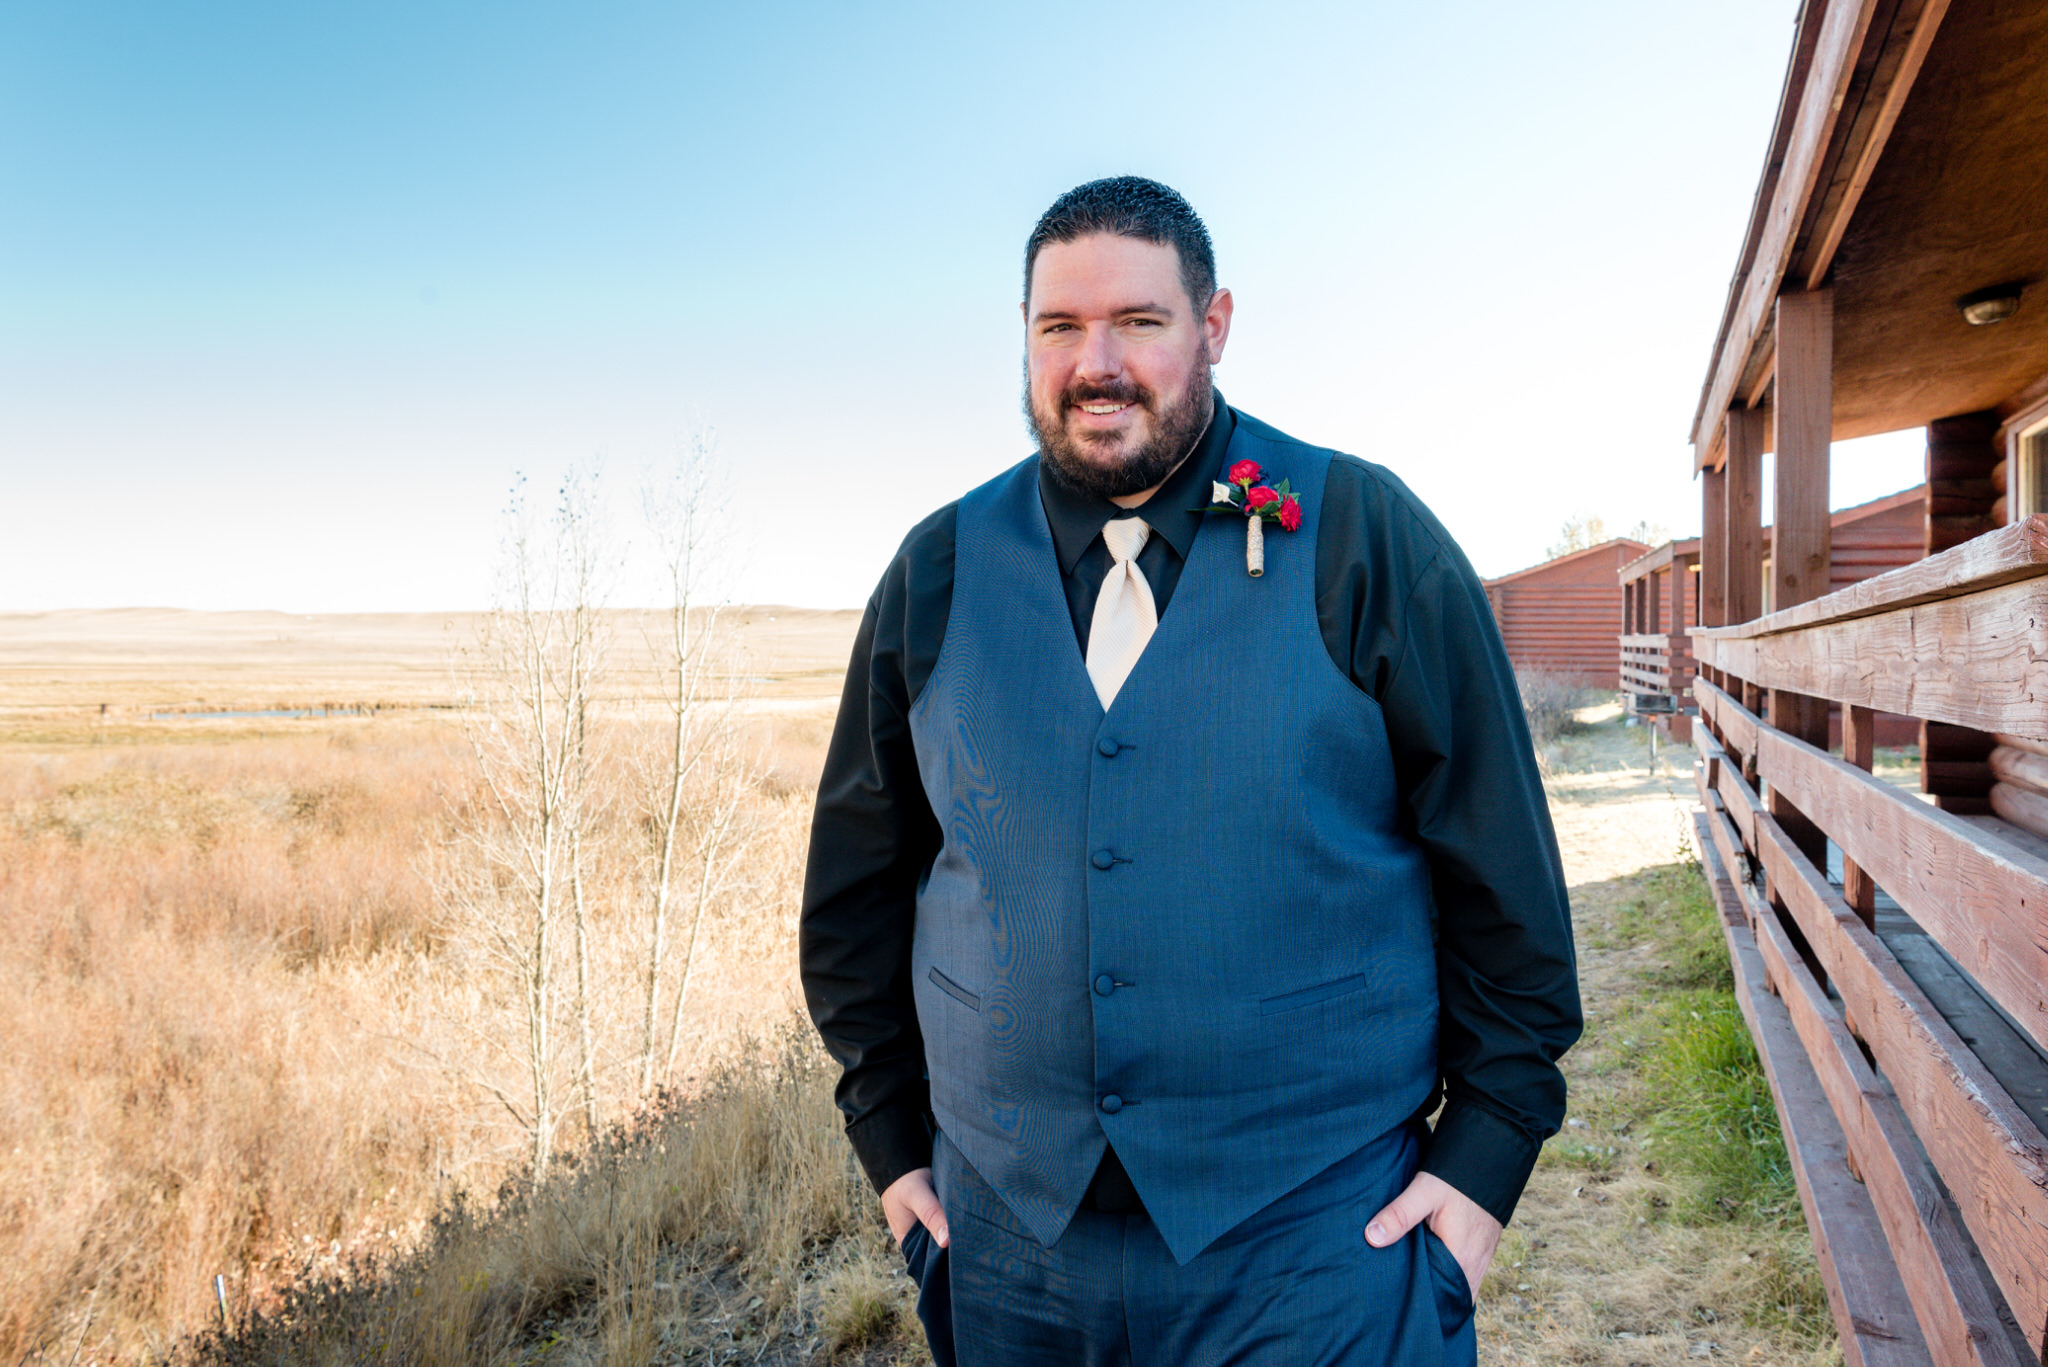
[1198,459,1302,577]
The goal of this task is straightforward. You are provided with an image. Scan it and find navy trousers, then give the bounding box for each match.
[902,1125,1478,1366]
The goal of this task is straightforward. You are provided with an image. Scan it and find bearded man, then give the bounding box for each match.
[800,176,1580,1365]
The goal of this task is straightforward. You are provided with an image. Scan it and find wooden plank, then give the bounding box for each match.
[1691,0,1883,459]
[1746,842,2035,1367]
[1698,811,1935,1366]
[1748,808,2048,1358]
[1693,577,2048,741]
[1775,290,1836,612]
[1727,407,1769,624]
[1697,675,1761,762]
[1753,723,2048,1058]
[1696,516,2048,640]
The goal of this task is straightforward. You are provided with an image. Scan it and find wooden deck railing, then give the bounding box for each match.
[1618,631,1695,705]
[1687,515,2048,1367]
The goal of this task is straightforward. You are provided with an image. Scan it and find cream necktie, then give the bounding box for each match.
[1086,517,1158,708]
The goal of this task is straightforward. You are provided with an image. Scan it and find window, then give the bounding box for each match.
[2015,416,2048,520]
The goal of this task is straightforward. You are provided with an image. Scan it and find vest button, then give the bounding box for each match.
[1093,974,1116,997]
[1090,849,1115,870]
[1098,1094,1124,1115]
[1097,737,1120,757]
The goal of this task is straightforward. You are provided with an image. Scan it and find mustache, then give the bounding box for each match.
[1063,379,1151,409]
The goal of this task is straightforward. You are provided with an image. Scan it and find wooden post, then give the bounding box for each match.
[1925,411,2001,556]
[1701,462,1728,628]
[1726,408,1767,625]
[1768,291,1834,870]
[1842,705,1877,930]
[1772,290,1834,613]
[1648,569,1662,634]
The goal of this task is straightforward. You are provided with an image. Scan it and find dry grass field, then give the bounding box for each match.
[1,613,1840,1366]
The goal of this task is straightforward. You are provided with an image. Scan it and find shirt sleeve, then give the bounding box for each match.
[798,505,954,1195]
[1318,457,1583,1226]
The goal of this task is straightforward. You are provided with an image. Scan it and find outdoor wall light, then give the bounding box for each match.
[1958,282,2025,326]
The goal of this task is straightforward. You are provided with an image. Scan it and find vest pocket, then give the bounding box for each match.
[1258,971,1366,1015]
[928,966,981,1012]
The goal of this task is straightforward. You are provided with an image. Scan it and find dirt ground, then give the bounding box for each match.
[1474,704,1838,1367]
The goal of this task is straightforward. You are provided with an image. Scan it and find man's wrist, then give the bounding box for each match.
[1419,1097,1542,1227]
[846,1099,935,1196]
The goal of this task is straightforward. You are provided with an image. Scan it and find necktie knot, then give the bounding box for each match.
[1102,517,1151,564]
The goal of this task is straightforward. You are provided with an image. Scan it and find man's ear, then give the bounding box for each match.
[1204,287,1235,364]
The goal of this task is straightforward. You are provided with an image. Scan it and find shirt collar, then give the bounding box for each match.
[1038,390,1236,575]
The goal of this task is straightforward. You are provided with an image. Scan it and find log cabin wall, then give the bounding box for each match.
[1482,538,1648,689]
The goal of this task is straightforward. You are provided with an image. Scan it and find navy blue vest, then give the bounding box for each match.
[908,416,1438,1264]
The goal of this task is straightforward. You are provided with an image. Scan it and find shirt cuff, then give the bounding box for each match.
[845,1098,935,1196]
[1420,1097,1543,1226]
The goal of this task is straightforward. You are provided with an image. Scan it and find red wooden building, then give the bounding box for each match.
[1681,2,2048,1363]
[1481,538,1648,689]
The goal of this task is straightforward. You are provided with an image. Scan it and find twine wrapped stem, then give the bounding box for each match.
[1246,516,1265,577]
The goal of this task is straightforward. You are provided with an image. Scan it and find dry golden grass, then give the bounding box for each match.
[0,700,841,1365]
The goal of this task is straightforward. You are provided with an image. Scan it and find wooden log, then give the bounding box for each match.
[1746,848,2038,1367]
[1992,459,2009,496]
[1993,496,2009,526]
[1996,733,2048,760]
[1753,725,2048,1057]
[1990,746,2048,799]
[1698,812,1937,1366]
[1693,516,2048,641]
[1775,291,1834,615]
[1692,577,2048,740]
[1746,803,2048,1359]
[1991,783,2048,844]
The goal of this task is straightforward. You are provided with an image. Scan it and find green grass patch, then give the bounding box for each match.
[1640,987,1800,1225]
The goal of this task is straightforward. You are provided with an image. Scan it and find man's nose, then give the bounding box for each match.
[1073,324,1122,381]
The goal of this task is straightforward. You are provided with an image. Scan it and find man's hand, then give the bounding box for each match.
[881,1167,950,1248]
[1365,1171,1502,1298]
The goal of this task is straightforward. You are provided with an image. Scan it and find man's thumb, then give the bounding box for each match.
[908,1182,951,1248]
[1364,1184,1428,1247]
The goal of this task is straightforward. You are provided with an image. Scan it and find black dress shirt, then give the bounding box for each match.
[800,392,1581,1227]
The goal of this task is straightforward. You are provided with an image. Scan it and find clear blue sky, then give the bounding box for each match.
[0,0,1925,611]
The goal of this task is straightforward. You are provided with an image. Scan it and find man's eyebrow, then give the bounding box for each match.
[1030,302,1179,324]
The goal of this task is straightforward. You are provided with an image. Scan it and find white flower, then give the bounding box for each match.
[1211,481,1238,506]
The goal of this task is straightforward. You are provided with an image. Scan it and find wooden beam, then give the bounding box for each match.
[1690,0,1883,458]
[1727,407,1769,624]
[1799,0,1955,290]
[1694,807,1936,1365]
[1843,704,1878,927]
[1696,515,2048,641]
[1774,290,1835,613]
[1689,578,2048,741]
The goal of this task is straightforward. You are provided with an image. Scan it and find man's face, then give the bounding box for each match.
[1024,233,1233,500]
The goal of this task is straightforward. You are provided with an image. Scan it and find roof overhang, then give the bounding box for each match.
[1691,0,2048,471]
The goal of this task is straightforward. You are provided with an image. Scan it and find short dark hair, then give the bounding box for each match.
[1024,176,1217,316]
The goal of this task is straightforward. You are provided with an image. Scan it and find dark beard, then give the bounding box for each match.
[1028,361,1214,500]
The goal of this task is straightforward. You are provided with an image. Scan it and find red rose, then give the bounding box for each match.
[1229,460,1263,485]
[1246,485,1279,510]
[1279,497,1302,532]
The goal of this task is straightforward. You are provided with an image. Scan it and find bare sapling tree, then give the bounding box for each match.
[446,469,611,1179]
[634,431,759,1093]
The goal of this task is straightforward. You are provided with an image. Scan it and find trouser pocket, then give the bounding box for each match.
[1420,1225,1476,1340]
[898,1221,957,1367]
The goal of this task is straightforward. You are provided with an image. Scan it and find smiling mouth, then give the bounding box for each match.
[1075,402,1131,416]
